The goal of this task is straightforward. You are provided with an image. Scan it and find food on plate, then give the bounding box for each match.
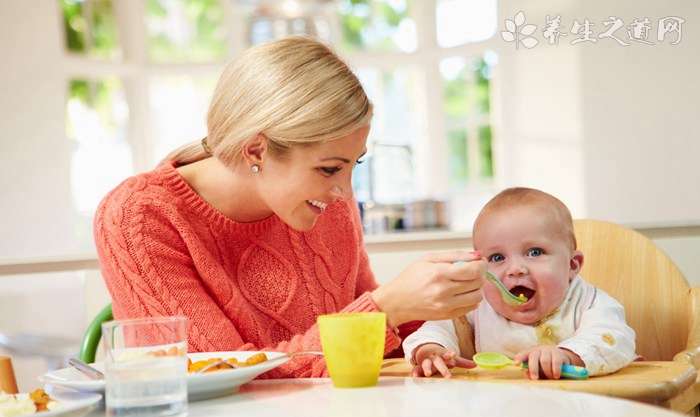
[0,389,56,416]
[187,353,269,373]
[147,347,185,357]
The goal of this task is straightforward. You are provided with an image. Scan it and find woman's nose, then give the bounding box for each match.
[330,184,346,201]
[330,177,352,201]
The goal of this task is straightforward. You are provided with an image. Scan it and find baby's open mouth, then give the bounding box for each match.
[509,285,536,301]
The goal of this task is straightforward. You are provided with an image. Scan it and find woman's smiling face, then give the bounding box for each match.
[473,204,583,324]
[258,125,369,231]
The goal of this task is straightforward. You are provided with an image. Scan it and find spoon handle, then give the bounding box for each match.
[68,358,104,380]
[522,362,589,380]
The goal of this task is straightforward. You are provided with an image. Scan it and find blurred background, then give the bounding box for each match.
[0,0,698,390]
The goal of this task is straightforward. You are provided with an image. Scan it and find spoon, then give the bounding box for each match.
[68,358,104,380]
[472,352,589,380]
[453,261,527,306]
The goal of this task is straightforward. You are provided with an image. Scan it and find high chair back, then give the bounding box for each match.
[573,219,700,364]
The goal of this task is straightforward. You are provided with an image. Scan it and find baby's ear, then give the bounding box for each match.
[569,251,584,280]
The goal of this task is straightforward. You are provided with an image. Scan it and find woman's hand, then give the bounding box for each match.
[371,250,486,326]
[412,343,475,378]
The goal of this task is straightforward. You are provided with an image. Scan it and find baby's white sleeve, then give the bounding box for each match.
[557,290,637,376]
[402,319,461,365]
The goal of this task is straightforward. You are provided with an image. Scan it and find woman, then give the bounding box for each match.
[94,36,485,378]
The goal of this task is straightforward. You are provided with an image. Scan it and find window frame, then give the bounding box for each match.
[60,0,501,204]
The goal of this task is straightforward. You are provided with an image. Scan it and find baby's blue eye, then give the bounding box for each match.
[488,253,505,263]
[527,247,544,257]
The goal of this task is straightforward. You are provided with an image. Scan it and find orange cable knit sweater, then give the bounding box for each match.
[93,162,401,378]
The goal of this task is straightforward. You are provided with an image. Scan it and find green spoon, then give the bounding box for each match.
[485,271,528,306]
[473,352,589,380]
[453,261,527,306]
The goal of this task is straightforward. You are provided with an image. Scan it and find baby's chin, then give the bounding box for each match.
[489,298,554,325]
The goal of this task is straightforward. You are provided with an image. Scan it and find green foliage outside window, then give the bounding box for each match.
[443,56,494,184]
[147,0,227,62]
[479,125,493,177]
[339,0,412,52]
[60,0,120,58]
[448,129,469,182]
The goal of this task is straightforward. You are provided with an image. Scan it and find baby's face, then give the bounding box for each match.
[474,205,582,325]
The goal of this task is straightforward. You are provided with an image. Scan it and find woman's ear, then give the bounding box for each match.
[569,250,584,280]
[241,133,267,166]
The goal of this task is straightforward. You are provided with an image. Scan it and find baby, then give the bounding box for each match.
[403,187,636,379]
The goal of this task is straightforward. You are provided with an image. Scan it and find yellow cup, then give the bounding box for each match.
[317,312,386,388]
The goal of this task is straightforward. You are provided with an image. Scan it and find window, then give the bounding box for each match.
[66,78,132,215]
[60,0,121,59]
[441,53,497,186]
[59,0,498,233]
[435,0,498,47]
[338,0,416,52]
[146,0,228,62]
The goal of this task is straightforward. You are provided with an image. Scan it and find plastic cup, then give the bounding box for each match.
[317,312,386,388]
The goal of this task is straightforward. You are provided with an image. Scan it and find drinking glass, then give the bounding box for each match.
[102,316,187,417]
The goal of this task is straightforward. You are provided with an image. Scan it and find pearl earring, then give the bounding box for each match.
[251,164,260,173]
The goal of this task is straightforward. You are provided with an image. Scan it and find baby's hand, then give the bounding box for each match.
[514,346,582,380]
[411,343,475,378]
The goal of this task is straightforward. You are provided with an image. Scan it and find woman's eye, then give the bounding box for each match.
[527,247,544,257]
[356,159,365,165]
[319,167,341,176]
[488,254,504,263]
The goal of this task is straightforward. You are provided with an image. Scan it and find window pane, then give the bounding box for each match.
[149,75,218,166]
[441,54,494,120]
[441,53,496,184]
[479,125,493,178]
[448,129,468,184]
[60,0,121,59]
[353,68,423,203]
[338,0,416,53]
[436,0,498,48]
[441,56,470,119]
[147,0,227,62]
[66,78,132,215]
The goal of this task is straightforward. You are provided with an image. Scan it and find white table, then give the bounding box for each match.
[100,378,682,417]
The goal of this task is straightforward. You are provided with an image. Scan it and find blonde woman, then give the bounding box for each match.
[94,36,485,378]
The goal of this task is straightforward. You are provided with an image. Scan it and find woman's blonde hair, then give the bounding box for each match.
[164,36,373,166]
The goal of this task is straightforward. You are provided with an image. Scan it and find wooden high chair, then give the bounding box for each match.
[573,219,700,364]
[574,219,700,412]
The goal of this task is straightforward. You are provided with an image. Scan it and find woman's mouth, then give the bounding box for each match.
[306,199,328,214]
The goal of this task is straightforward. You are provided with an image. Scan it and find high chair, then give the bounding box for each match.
[573,219,700,412]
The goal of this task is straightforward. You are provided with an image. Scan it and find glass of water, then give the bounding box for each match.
[102,316,188,417]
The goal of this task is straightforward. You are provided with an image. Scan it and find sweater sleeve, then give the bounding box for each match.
[557,289,637,376]
[94,192,399,378]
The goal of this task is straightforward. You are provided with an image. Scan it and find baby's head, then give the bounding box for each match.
[473,187,584,325]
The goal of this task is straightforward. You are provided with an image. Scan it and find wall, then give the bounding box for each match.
[495,0,700,224]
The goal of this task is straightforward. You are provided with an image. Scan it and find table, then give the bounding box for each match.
[83,377,684,417]
[380,359,699,410]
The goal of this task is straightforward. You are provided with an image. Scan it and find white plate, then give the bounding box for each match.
[1,390,101,417]
[40,351,290,401]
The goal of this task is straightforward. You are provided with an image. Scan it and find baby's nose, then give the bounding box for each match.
[506,261,528,277]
